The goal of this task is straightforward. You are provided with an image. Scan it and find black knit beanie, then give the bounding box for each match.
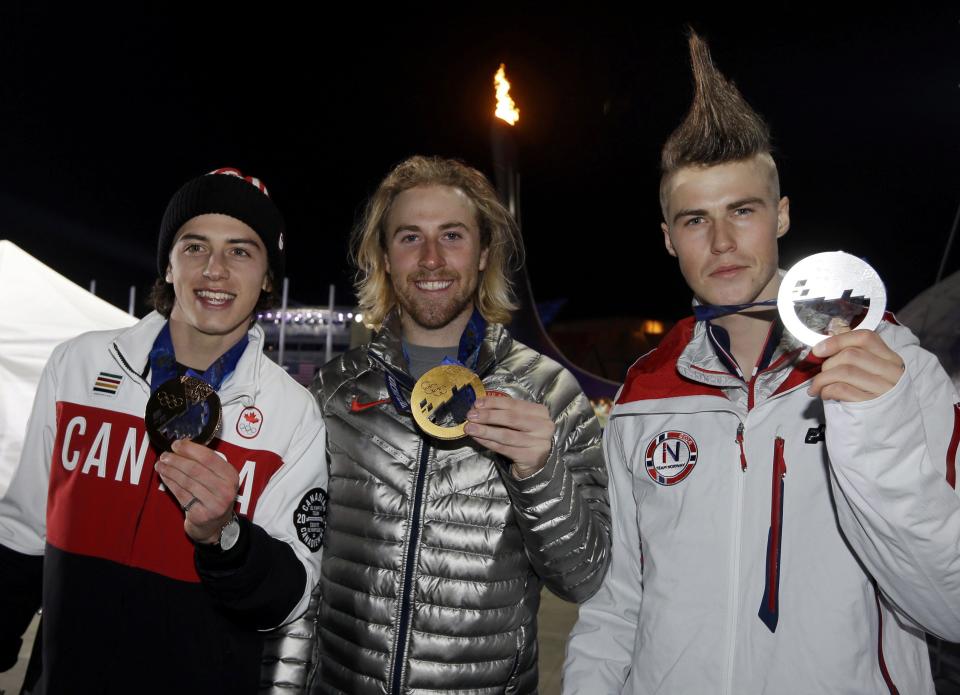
[157,168,286,281]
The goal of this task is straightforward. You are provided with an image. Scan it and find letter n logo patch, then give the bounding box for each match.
[645,431,698,486]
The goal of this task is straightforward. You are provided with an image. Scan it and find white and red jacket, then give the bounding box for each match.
[0,312,327,694]
[564,316,960,695]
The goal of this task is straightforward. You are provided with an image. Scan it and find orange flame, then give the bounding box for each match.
[494,64,519,126]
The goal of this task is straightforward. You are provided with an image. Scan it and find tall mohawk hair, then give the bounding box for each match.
[661,30,773,174]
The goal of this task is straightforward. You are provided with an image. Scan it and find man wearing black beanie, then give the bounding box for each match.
[0,168,327,694]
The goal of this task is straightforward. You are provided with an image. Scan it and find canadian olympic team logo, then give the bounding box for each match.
[236,406,263,439]
[645,431,698,486]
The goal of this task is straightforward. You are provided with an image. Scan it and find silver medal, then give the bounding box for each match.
[777,251,886,347]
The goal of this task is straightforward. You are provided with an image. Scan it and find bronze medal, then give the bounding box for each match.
[145,375,222,451]
[411,364,485,440]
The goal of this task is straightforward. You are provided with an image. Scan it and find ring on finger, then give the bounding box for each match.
[181,496,200,513]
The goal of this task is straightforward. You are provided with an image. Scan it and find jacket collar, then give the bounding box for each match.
[677,318,813,396]
[676,320,747,390]
[110,311,263,405]
[368,310,510,381]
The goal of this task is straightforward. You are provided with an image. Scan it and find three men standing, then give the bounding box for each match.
[5,32,957,695]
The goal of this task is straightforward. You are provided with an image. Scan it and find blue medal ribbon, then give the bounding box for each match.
[693,298,778,323]
[383,309,487,414]
[148,323,248,393]
[385,370,412,413]
[455,310,486,371]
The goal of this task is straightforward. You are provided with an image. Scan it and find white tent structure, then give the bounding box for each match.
[898,268,960,391]
[0,240,136,494]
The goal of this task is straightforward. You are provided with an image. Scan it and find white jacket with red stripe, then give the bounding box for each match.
[0,312,327,693]
[564,316,960,695]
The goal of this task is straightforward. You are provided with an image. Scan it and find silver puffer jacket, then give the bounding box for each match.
[306,315,610,694]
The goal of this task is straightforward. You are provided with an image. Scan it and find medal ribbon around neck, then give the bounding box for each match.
[383,309,487,416]
[692,298,779,323]
[148,322,248,393]
[143,323,247,451]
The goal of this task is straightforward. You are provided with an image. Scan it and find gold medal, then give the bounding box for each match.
[411,364,485,440]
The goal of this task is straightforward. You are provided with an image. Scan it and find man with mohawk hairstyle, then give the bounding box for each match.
[563,30,960,694]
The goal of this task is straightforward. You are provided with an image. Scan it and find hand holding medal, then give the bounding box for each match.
[146,374,237,543]
[465,396,554,479]
[777,251,905,402]
[154,438,240,544]
[144,325,247,541]
[411,364,554,478]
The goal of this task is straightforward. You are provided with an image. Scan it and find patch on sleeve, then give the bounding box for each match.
[294,487,328,552]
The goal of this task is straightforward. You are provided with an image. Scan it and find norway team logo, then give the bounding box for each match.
[645,431,698,486]
[236,406,263,439]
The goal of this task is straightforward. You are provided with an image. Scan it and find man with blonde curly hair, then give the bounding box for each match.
[352,155,520,332]
[307,155,610,694]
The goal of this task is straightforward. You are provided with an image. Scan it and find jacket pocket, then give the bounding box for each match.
[504,623,526,694]
[758,436,787,633]
[304,582,324,691]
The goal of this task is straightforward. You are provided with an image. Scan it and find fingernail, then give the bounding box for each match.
[467,410,479,420]
[812,342,825,357]
[474,398,485,408]
[464,424,477,435]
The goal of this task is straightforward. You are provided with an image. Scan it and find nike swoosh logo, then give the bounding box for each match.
[350,396,391,413]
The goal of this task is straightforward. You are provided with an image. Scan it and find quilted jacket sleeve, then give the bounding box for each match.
[496,361,611,602]
[825,323,960,641]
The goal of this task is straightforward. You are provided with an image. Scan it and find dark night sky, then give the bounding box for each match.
[0,5,956,323]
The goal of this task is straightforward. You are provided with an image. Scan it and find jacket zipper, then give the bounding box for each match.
[947,403,960,489]
[735,423,748,471]
[758,437,787,632]
[505,628,523,692]
[723,423,747,695]
[747,370,758,411]
[390,438,431,694]
[722,326,791,688]
[111,343,148,387]
[873,584,901,694]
